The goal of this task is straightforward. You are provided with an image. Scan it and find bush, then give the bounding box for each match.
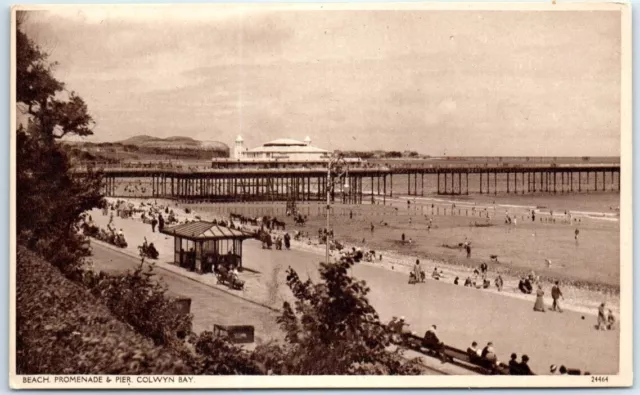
[76,260,192,347]
[252,259,424,375]
[16,247,192,374]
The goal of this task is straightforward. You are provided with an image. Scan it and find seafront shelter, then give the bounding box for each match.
[160,221,254,273]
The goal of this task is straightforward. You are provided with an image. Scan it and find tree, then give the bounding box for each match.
[16,12,94,142]
[254,259,423,375]
[15,14,103,271]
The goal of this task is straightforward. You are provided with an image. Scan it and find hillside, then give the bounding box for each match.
[118,135,229,151]
[64,135,230,163]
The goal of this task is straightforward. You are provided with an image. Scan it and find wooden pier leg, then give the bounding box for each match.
[383,175,387,205]
[594,171,598,191]
[480,172,483,194]
[371,176,374,203]
[611,171,614,191]
[458,173,462,195]
[602,171,606,192]
[414,172,418,196]
[494,172,497,195]
[507,172,510,194]
[466,172,469,195]
[570,172,573,192]
[618,170,621,192]
[438,173,441,194]
[444,173,448,195]
[390,174,393,197]
[408,174,411,196]
[421,173,425,196]
[578,171,582,192]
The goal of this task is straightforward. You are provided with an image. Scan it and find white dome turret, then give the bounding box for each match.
[304,136,312,146]
[236,135,244,143]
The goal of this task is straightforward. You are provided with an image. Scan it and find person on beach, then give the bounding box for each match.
[464,277,472,287]
[596,303,607,330]
[551,281,564,312]
[575,228,580,244]
[151,216,158,233]
[401,233,406,243]
[607,310,616,330]
[533,285,546,312]
[284,233,291,250]
[495,275,504,292]
[480,262,487,274]
[412,260,424,282]
[465,243,472,259]
[370,223,375,233]
[431,267,441,280]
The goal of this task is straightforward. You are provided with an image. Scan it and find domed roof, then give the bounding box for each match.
[263,138,307,147]
[304,136,311,142]
[236,135,244,142]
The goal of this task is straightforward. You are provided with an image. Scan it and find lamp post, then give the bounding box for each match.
[325,153,349,264]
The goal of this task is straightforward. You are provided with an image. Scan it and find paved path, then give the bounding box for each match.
[90,241,461,375]
[88,208,619,375]
[90,242,282,343]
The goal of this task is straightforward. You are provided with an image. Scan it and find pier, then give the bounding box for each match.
[78,163,621,203]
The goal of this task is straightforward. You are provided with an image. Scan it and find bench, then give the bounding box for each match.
[389,329,512,375]
[213,324,255,344]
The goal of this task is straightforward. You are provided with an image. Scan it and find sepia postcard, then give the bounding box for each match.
[10,2,632,389]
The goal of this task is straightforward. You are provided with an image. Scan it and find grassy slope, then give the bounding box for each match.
[15,247,191,374]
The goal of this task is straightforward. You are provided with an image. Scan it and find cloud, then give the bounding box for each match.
[18,8,622,156]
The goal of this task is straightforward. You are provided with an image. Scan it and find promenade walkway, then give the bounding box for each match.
[88,207,619,375]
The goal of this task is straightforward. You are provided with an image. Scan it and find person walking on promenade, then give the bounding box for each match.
[533,285,546,312]
[284,232,291,250]
[158,213,165,232]
[551,281,564,312]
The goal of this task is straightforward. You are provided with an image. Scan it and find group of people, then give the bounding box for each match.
[388,316,536,375]
[273,233,292,250]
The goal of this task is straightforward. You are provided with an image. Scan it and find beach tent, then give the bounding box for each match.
[160,221,254,273]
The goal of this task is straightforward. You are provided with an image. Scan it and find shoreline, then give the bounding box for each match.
[98,197,619,317]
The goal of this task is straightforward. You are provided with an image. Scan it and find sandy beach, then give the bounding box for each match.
[84,196,620,374]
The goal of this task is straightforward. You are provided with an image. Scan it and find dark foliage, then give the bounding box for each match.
[16,247,192,374]
[252,259,424,375]
[16,14,103,272]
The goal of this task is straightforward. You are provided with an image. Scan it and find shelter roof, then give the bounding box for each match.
[160,221,254,241]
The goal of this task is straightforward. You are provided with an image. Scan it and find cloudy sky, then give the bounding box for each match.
[21,6,622,156]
